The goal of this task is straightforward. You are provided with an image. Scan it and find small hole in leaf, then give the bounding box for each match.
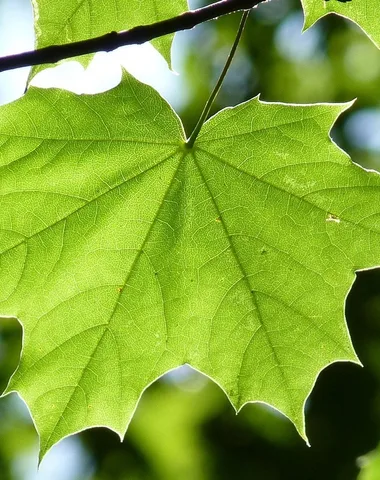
[326,213,340,223]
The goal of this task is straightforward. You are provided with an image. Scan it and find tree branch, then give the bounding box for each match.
[0,0,265,73]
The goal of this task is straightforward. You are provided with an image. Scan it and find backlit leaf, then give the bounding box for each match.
[301,0,379,49]
[32,0,188,68]
[0,74,378,458]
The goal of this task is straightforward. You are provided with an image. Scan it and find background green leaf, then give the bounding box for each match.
[32,0,188,69]
[1,72,380,459]
[358,444,380,480]
[301,0,379,49]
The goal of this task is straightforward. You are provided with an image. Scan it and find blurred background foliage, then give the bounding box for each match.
[1,0,380,478]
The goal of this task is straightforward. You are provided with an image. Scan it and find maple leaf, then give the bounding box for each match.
[301,0,379,49]
[31,0,188,68]
[1,72,379,459]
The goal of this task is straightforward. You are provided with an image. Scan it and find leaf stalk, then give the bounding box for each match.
[185,9,250,149]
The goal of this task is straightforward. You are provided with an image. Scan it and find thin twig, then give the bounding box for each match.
[0,0,265,73]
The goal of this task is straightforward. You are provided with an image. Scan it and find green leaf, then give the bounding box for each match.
[358,444,380,480]
[301,0,379,49]
[32,0,188,67]
[1,74,379,459]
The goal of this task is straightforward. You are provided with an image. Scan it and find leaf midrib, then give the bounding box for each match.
[197,146,380,241]
[23,151,186,451]
[193,150,297,414]
[0,146,182,256]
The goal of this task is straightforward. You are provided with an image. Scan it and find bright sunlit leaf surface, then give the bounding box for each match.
[302,0,379,49]
[0,73,379,458]
[32,0,188,66]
